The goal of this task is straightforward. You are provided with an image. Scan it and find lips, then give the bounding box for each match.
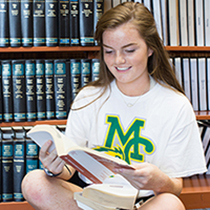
[115,66,131,71]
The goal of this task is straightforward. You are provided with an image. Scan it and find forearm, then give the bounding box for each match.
[154,175,183,196]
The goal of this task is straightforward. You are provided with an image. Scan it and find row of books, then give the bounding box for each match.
[171,56,210,112]
[0,125,66,202]
[135,0,210,46]
[0,58,100,123]
[0,0,104,47]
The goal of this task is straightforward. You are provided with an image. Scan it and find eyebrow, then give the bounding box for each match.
[102,43,138,49]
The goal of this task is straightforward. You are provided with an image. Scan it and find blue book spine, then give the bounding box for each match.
[70,0,79,45]
[25,60,37,121]
[0,129,2,202]
[0,64,2,122]
[81,59,91,87]
[12,60,26,122]
[91,58,100,81]
[54,59,67,119]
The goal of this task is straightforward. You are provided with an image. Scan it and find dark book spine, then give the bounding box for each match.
[45,0,58,46]
[58,0,70,46]
[91,58,100,81]
[70,59,81,100]
[81,58,91,87]
[33,0,45,46]
[25,59,37,121]
[1,127,13,202]
[0,0,9,47]
[2,60,13,122]
[54,59,67,119]
[0,129,2,202]
[66,60,71,115]
[12,60,26,122]
[36,60,46,120]
[0,65,2,123]
[79,0,94,46]
[70,0,79,46]
[12,127,25,202]
[93,0,103,45]
[21,0,33,46]
[9,0,21,47]
[24,126,39,173]
[45,60,55,119]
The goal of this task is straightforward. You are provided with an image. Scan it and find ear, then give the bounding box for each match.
[148,48,153,57]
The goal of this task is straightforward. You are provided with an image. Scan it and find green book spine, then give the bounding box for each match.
[45,59,55,119]
[1,127,14,202]
[12,126,25,202]
[12,60,26,122]
[54,59,67,119]
[2,60,13,122]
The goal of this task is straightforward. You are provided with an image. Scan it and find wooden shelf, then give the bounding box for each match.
[0,46,100,53]
[165,46,210,52]
[0,201,35,210]
[195,111,210,120]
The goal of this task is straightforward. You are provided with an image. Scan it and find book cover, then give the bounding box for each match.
[174,57,183,87]
[24,126,39,173]
[9,0,21,47]
[54,59,67,119]
[187,0,195,46]
[182,58,191,102]
[93,0,104,45]
[190,58,199,111]
[58,0,70,46]
[91,58,100,81]
[45,59,55,119]
[36,59,46,120]
[81,59,91,87]
[27,124,134,184]
[178,0,188,46]
[33,0,45,46]
[70,0,80,46]
[21,0,33,47]
[195,0,204,46]
[12,60,26,122]
[1,127,14,202]
[79,0,94,46]
[0,0,9,47]
[204,0,210,46]
[70,58,81,100]
[2,60,13,122]
[12,126,25,202]
[198,57,207,111]
[25,59,37,121]
[45,0,58,46]
[160,0,168,46]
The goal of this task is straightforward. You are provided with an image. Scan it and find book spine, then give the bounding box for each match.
[2,60,13,122]
[93,0,103,45]
[70,59,81,100]
[81,59,91,87]
[12,127,25,202]
[79,0,94,46]
[45,59,55,119]
[2,128,13,202]
[12,60,26,122]
[0,65,2,123]
[33,0,45,46]
[21,0,33,47]
[70,0,80,46]
[91,58,100,81]
[45,0,58,46]
[9,0,21,47]
[54,59,67,119]
[0,0,9,47]
[25,59,37,121]
[66,60,72,115]
[36,59,46,120]
[58,0,70,46]
[0,130,2,202]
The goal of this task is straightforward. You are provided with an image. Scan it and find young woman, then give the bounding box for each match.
[22,2,207,209]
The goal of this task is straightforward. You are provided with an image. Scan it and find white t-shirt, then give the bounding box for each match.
[65,79,207,196]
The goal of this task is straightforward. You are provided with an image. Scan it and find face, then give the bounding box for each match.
[102,22,153,96]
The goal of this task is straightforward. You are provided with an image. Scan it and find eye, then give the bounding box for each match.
[125,49,135,53]
[104,50,113,54]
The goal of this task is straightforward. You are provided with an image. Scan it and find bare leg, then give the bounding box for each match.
[21,169,83,210]
[139,193,186,210]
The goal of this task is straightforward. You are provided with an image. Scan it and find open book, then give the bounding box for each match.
[27,124,135,184]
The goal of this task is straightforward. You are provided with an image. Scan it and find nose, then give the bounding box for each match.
[115,52,125,65]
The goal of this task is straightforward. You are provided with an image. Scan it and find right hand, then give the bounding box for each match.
[39,140,65,175]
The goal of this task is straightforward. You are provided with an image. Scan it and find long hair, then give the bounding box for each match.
[92,1,184,94]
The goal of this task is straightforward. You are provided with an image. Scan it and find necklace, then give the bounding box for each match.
[120,95,141,107]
